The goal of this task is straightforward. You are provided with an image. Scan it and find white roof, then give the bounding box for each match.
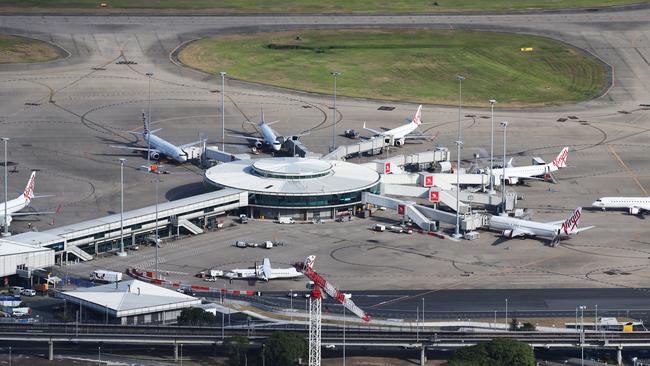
[59,279,200,317]
[0,238,53,256]
[205,157,380,195]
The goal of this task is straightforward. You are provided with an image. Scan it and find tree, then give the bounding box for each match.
[510,317,519,331]
[520,322,536,331]
[224,336,249,366]
[264,331,307,366]
[446,338,535,366]
[177,308,215,326]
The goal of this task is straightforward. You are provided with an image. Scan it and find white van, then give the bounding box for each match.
[21,289,36,297]
[10,286,24,295]
[373,224,386,232]
[278,216,295,224]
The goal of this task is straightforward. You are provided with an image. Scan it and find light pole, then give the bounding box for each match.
[117,158,127,256]
[456,75,465,140]
[500,121,509,211]
[2,137,9,237]
[489,99,497,193]
[505,298,508,330]
[220,71,227,151]
[422,297,425,326]
[180,343,183,366]
[343,304,346,366]
[145,72,153,170]
[289,289,293,322]
[330,71,341,151]
[579,305,586,366]
[152,178,162,279]
[98,345,101,365]
[453,139,463,238]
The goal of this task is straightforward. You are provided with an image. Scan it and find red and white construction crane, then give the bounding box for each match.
[295,255,370,366]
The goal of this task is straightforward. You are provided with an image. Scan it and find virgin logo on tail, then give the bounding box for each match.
[412,105,422,126]
[305,255,316,269]
[561,207,582,234]
[551,147,569,169]
[23,172,36,201]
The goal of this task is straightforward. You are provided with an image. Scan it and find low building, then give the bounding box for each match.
[0,238,54,281]
[57,279,200,325]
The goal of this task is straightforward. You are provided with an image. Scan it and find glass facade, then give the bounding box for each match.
[248,184,380,208]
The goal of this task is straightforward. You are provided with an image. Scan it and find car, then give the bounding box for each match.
[287,292,298,298]
[325,344,336,350]
[21,289,36,297]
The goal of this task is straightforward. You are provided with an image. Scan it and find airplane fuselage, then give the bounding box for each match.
[493,164,555,184]
[145,133,188,163]
[489,215,560,239]
[592,197,650,214]
[259,124,282,151]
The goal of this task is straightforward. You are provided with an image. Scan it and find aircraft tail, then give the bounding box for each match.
[561,207,582,234]
[23,171,36,202]
[551,147,569,169]
[305,255,316,270]
[412,105,422,126]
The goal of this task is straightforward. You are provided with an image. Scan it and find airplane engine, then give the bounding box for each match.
[630,207,640,215]
[507,177,519,185]
[394,138,405,147]
[502,229,513,238]
[149,151,160,160]
[254,140,263,149]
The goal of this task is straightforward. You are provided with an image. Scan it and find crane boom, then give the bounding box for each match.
[297,255,370,322]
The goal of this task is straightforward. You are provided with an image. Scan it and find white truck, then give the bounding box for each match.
[277,216,295,224]
[90,270,123,283]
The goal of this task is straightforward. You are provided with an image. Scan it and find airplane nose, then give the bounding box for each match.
[591,201,601,207]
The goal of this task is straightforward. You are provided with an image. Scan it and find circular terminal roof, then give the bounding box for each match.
[252,158,332,179]
[205,157,380,196]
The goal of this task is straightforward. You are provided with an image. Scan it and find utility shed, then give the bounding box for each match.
[57,279,200,325]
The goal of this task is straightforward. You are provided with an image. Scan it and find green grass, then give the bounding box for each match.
[178,29,607,107]
[0,0,646,13]
[0,35,62,63]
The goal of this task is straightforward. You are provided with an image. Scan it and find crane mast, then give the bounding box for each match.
[295,255,370,366]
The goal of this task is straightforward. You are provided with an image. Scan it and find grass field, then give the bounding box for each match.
[0,35,62,64]
[0,0,645,13]
[178,29,607,107]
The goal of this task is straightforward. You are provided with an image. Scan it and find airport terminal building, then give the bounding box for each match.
[204,157,381,220]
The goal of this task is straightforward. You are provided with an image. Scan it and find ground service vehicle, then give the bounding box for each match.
[373,224,386,232]
[239,214,249,223]
[10,287,24,295]
[90,270,123,283]
[278,216,295,224]
[21,289,36,297]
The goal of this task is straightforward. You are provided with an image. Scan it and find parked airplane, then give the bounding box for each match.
[112,113,205,163]
[493,147,569,185]
[592,197,650,215]
[488,207,594,246]
[363,105,431,147]
[229,108,308,154]
[0,172,56,229]
[219,258,303,281]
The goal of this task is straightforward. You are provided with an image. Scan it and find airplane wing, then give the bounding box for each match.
[508,227,535,237]
[110,145,162,153]
[179,139,205,150]
[362,122,384,136]
[261,258,272,280]
[228,134,261,142]
[404,131,439,140]
[575,226,595,233]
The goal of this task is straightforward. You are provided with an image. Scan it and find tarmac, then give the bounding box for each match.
[0,9,649,296]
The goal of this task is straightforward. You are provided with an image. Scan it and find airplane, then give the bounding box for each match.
[229,108,308,154]
[488,207,594,247]
[492,147,569,185]
[112,113,205,163]
[1,171,57,229]
[592,197,650,215]
[362,105,432,147]
[218,258,303,281]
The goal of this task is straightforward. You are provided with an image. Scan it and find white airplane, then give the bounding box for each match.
[220,258,303,281]
[592,197,650,215]
[112,113,205,163]
[363,105,431,147]
[229,108,308,154]
[493,147,569,185]
[488,207,594,247]
[1,172,56,229]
